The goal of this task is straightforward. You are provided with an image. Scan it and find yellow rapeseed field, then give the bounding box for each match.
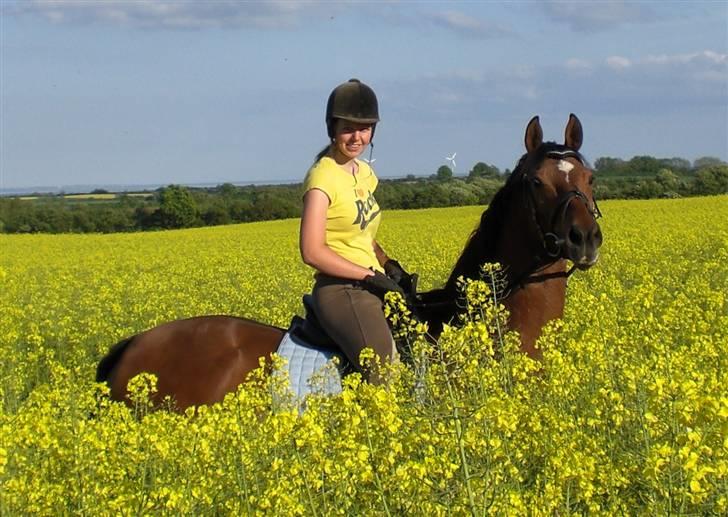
[1,196,726,514]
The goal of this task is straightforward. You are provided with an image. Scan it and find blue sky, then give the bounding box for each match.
[1,0,726,190]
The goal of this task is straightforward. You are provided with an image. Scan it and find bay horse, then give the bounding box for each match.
[96,114,602,410]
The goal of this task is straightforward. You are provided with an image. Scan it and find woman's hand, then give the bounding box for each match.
[384,259,419,296]
[360,270,405,300]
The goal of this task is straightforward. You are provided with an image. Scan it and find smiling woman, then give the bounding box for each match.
[300,79,414,383]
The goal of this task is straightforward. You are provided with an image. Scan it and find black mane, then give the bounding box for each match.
[443,142,583,291]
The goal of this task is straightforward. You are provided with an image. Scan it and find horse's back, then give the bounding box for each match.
[107,315,285,409]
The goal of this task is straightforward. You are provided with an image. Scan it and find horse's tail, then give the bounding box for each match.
[96,335,135,383]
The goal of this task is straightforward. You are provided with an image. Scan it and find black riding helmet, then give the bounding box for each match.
[326,78,380,140]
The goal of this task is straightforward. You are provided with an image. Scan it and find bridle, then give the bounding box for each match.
[525,150,602,260]
[510,150,602,294]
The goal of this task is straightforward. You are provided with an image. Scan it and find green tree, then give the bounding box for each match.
[436,165,453,182]
[468,162,500,179]
[630,179,663,199]
[661,157,691,172]
[693,156,727,170]
[655,169,681,193]
[158,185,200,229]
[203,203,232,226]
[625,156,662,177]
[594,157,626,175]
[693,165,728,195]
[217,183,238,197]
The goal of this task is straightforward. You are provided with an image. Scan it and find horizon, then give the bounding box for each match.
[2,1,727,190]
[3,150,723,197]
[1,150,724,197]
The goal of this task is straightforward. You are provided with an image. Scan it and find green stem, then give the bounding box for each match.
[363,412,392,517]
[294,445,319,517]
[444,372,477,516]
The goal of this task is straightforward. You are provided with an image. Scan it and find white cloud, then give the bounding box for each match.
[435,10,483,32]
[565,58,593,71]
[7,0,327,29]
[426,9,513,39]
[644,50,728,66]
[388,46,726,127]
[606,56,632,70]
[604,51,728,84]
[541,0,658,31]
[8,0,515,38]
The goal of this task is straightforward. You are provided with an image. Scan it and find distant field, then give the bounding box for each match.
[126,192,154,197]
[63,193,117,200]
[17,192,154,201]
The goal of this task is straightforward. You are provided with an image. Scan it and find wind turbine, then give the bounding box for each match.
[362,157,376,165]
[445,152,457,172]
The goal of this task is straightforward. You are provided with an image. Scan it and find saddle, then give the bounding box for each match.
[274,295,347,403]
[276,289,418,403]
[288,295,337,350]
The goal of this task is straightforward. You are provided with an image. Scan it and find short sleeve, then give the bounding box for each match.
[364,163,379,191]
[303,161,336,205]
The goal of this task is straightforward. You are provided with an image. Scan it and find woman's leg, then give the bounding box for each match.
[312,276,395,383]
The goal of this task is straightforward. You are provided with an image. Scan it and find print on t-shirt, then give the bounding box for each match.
[353,190,380,230]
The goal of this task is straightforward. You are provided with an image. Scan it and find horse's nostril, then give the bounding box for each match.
[569,227,583,245]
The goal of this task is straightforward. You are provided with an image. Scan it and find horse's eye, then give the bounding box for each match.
[532,177,543,187]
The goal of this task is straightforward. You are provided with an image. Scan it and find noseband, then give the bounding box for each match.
[525,150,602,260]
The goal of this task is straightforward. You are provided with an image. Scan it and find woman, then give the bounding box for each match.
[299,78,411,383]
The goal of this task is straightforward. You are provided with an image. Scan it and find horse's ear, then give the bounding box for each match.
[524,116,543,153]
[564,113,583,151]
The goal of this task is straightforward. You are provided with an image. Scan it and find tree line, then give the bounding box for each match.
[1,155,726,234]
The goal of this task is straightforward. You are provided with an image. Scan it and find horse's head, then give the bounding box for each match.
[518,114,603,269]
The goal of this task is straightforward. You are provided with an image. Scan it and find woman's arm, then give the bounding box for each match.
[372,240,391,268]
[300,189,374,280]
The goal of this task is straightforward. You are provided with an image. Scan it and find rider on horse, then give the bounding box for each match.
[299,79,415,383]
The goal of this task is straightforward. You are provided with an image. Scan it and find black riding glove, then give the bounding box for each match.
[383,259,419,297]
[360,270,406,300]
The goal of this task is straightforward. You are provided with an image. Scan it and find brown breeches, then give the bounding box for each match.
[312,274,395,383]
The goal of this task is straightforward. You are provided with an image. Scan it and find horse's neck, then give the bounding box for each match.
[503,265,568,358]
[426,207,568,344]
[496,209,569,357]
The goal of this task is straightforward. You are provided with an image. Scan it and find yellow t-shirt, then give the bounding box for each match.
[303,156,383,272]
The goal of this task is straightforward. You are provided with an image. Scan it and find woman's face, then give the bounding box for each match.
[332,119,373,161]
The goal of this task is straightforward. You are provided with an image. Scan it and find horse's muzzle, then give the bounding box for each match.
[565,220,602,269]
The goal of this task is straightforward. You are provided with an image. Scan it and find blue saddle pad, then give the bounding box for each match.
[275,331,345,401]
